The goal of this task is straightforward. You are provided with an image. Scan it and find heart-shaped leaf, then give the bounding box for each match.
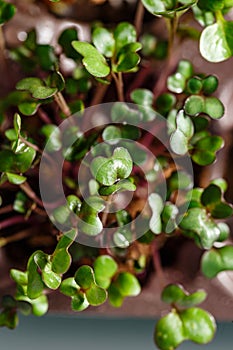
[72,41,110,78]
[191,134,224,166]
[93,27,115,58]
[130,89,156,121]
[197,0,225,11]
[91,147,133,186]
[29,295,48,317]
[170,110,194,155]
[202,75,218,95]
[108,282,124,307]
[115,52,140,72]
[71,292,89,311]
[10,269,28,285]
[216,222,230,242]
[154,311,185,350]
[60,278,78,299]
[130,88,154,106]
[142,0,197,17]
[67,195,82,214]
[0,310,18,329]
[78,196,105,236]
[13,191,28,214]
[154,307,215,350]
[52,205,71,226]
[98,179,136,196]
[179,208,220,249]
[85,284,107,306]
[115,272,141,297]
[201,245,233,278]
[192,5,215,27]
[185,95,224,119]
[148,193,164,234]
[113,231,131,248]
[116,209,131,226]
[27,252,44,299]
[94,255,118,288]
[51,250,71,276]
[162,284,207,308]
[161,203,179,233]
[58,27,80,59]
[114,22,137,52]
[0,0,16,25]
[16,300,32,316]
[16,77,44,92]
[51,229,77,274]
[200,20,233,62]
[102,125,121,145]
[74,265,95,289]
[6,172,26,185]
[18,101,40,116]
[167,73,186,93]
[35,44,57,71]
[167,60,194,93]
[201,184,233,219]
[16,77,57,99]
[204,97,225,119]
[32,86,57,99]
[180,307,216,344]
[111,102,142,123]
[41,124,62,152]
[34,251,61,290]
[60,277,79,296]
[187,77,203,94]
[48,71,65,92]
[78,213,103,236]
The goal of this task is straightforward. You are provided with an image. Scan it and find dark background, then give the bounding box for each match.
[1,315,232,349]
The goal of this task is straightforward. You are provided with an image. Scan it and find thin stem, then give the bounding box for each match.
[33,206,47,217]
[118,72,124,101]
[112,71,124,102]
[141,120,164,148]
[167,14,178,58]
[152,240,167,290]
[153,14,179,97]
[0,204,13,215]
[20,182,44,207]
[54,92,71,117]
[126,62,152,100]
[19,135,42,154]
[0,215,27,231]
[99,194,114,255]
[82,81,111,130]
[19,135,56,164]
[101,194,113,228]
[90,82,109,107]
[134,0,145,37]
[0,228,33,247]
[37,108,52,124]
[0,26,6,70]
[215,10,225,23]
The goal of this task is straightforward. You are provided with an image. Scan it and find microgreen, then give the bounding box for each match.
[0,3,233,350]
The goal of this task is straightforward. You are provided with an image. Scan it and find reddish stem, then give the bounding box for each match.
[140,120,165,149]
[0,204,13,215]
[126,63,153,101]
[37,108,52,124]
[0,215,27,230]
[134,0,145,37]
[20,182,44,207]
[152,240,167,290]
